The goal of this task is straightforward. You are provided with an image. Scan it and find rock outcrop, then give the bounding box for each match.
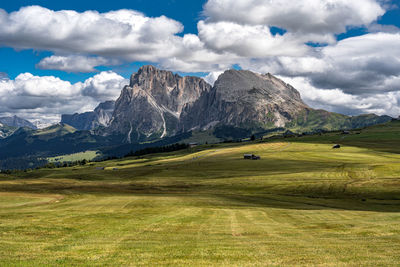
[61,101,115,131]
[108,65,211,142]
[180,69,308,131]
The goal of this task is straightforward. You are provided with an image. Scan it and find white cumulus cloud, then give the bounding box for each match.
[281,76,400,117]
[80,71,129,99]
[0,71,128,124]
[203,0,385,36]
[198,21,308,57]
[0,6,184,61]
[36,55,119,73]
[242,32,400,94]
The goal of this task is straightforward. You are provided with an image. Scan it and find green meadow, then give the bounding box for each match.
[47,150,101,163]
[1,121,400,266]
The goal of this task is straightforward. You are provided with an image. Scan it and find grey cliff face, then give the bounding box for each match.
[108,65,212,142]
[129,65,210,115]
[61,101,115,130]
[180,69,308,131]
[93,101,115,128]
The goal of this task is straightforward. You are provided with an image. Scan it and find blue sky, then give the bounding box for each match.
[0,0,400,122]
[1,0,398,82]
[0,0,207,82]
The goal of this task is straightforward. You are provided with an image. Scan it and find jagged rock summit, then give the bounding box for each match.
[180,69,309,131]
[59,65,392,143]
[108,65,211,142]
[102,65,392,143]
[107,66,312,142]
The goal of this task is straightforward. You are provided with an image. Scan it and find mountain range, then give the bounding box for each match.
[0,115,37,139]
[0,115,37,129]
[0,65,393,169]
[62,65,392,142]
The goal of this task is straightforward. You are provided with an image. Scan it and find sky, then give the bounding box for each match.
[0,0,400,125]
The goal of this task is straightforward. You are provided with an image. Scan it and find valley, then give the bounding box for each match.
[1,1,399,266]
[0,121,399,266]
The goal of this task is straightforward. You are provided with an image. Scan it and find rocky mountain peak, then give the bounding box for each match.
[213,69,305,105]
[180,69,309,131]
[108,66,212,142]
[128,65,211,114]
[47,65,394,144]
[108,67,314,141]
[130,65,172,87]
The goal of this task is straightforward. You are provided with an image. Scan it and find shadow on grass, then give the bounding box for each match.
[283,121,400,154]
[2,141,400,212]
[290,139,400,154]
[1,180,400,212]
[214,193,400,213]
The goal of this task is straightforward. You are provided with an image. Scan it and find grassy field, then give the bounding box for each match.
[1,122,400,266]
[47,150,101,163]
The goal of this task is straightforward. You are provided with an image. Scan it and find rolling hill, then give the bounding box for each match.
[0,120,399,265]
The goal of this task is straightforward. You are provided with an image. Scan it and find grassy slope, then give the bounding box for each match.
[288,109,392,133]
[33,123,76,138]
[181,130,222,144]
[290,119,400,153]
[47,150,101,163]
[0,122,400,266]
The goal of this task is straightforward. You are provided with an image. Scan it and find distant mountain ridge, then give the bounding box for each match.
[0,115,36,129]
[0,123,108,160]
[61,101,115,131]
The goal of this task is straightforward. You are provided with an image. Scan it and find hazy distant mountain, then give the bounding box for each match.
[0,115,37,129]
[0,123,17,139]
[61,101,115,131]
[0,123,109,160]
